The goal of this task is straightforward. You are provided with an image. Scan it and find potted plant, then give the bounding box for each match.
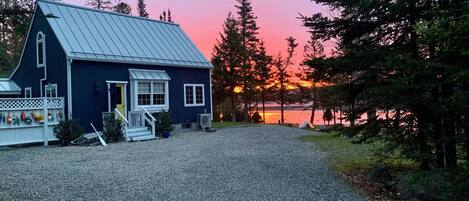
[154,111,174,138]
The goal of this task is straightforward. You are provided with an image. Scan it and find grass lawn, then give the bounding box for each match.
[212,122,255,129]
[299,132,377,173]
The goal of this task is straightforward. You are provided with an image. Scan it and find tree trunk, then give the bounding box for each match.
[310,83,317,124]
[333,108,337,125]
[262,90,266,124]
[444,119,458,169]
[339,106,343,124]
[231,92,236,122]
[280,89,285,124]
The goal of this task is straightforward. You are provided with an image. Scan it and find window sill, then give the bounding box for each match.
[184,103,205,107]
[137,105,169,112]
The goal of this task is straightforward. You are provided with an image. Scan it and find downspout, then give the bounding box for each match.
[66,58,73,119]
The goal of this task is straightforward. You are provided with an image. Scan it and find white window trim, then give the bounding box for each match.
[24,87,32,98]
[36,31,46,68]
[44,83,57,98]
[184,84,205,107]
[133,80,169,111]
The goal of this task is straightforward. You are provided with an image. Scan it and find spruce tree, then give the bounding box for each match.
[302,0,469,169]
[253,40,273,123]
[85,0,112,10]
[273,37,298,124]
[235,0,260,122]
[211,14,243,122]
[137,0,149,18]
[113,1,131,15]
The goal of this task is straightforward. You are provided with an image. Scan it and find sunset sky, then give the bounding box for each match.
[65,0,331,68]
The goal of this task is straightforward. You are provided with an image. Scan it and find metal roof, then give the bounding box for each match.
[0,79,21,95]
[129,69,171,81]
[37,0,212,68]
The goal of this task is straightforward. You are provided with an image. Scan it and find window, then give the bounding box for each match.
[24,87,32,98]
[36,32,46,68]
[137,81,167,107]
[184,84,204,107]
[45,84,57,98]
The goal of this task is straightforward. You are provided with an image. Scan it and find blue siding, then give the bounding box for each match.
[71,61,211,132]
[11,7,68,111]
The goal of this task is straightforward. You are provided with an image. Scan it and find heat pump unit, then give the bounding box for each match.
[198,114,212,131]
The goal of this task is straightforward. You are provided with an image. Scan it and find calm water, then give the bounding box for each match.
[261,109,368,125]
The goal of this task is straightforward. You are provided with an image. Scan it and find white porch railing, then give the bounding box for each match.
[128,109,156,136]
[0,97,65,146]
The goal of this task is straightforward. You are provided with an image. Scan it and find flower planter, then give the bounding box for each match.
[162,131,171,138]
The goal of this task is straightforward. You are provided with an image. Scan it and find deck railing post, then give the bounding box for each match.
[43,97,49,146]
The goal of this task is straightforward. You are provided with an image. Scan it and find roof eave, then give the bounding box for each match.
[69,57,213,69]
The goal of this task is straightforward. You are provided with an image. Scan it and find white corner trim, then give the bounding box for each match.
[67,58,73,119]
[183,84,205,107]
[209,69,213,120]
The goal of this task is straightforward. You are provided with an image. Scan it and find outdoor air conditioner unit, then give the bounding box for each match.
[198,113,212,131]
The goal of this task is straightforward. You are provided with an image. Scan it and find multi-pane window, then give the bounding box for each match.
[184,84,204,106]
[24,87,32,98]
[36,32,45,67]
[137,81,166,106]
[45,84,57,98]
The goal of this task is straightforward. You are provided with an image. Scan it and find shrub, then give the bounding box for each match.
[396,169,469,201]
[251,112,262,123]
[53,120,84,146]
[153,111,174,136]
[103,113,123,142]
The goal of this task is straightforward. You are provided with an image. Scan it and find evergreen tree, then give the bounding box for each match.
[113,1,131,15]
[298,35,325,124]
[253,40,272,123]
[302,0,469,169]
[86,0,112,10]
[211,14,243,122]
[0,0,34,76]
[273,37,298,124]
[235,0,260,122]
[137,0,149,18]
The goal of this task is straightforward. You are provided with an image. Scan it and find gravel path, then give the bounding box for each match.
[0,125,364,201]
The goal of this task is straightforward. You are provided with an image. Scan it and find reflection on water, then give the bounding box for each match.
[262,109,368,125]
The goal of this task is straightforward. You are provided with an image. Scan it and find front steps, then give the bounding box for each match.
[126,127,156,142]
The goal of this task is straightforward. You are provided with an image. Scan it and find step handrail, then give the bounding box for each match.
[142,108,156,121]
[114,108,129,124]
[141,108,156,136]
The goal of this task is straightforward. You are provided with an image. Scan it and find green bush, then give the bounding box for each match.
[153,111,173,136]
[103,113,123,142]
[53,120,84,146]
[397,169,469,201]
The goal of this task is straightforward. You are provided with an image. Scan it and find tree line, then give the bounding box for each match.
[212,0,307,124]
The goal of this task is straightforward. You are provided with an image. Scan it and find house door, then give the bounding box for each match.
[115,84,125,117]
[108,82,127,120]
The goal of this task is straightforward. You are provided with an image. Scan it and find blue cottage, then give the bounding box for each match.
[8,0,213,136]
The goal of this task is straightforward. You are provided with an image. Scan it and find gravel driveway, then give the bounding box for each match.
[0,125,364,201]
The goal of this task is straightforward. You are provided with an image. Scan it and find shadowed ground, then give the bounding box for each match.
[0,125,364,201]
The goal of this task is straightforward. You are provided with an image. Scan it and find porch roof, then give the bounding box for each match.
[129,69,171,81]
[0,79,21,95]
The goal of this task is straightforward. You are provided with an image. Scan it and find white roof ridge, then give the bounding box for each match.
[37,0,180,27]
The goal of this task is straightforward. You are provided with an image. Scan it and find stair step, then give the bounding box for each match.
[127,131,152,138]
[127,127,149,132]
[131,135,156,142]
